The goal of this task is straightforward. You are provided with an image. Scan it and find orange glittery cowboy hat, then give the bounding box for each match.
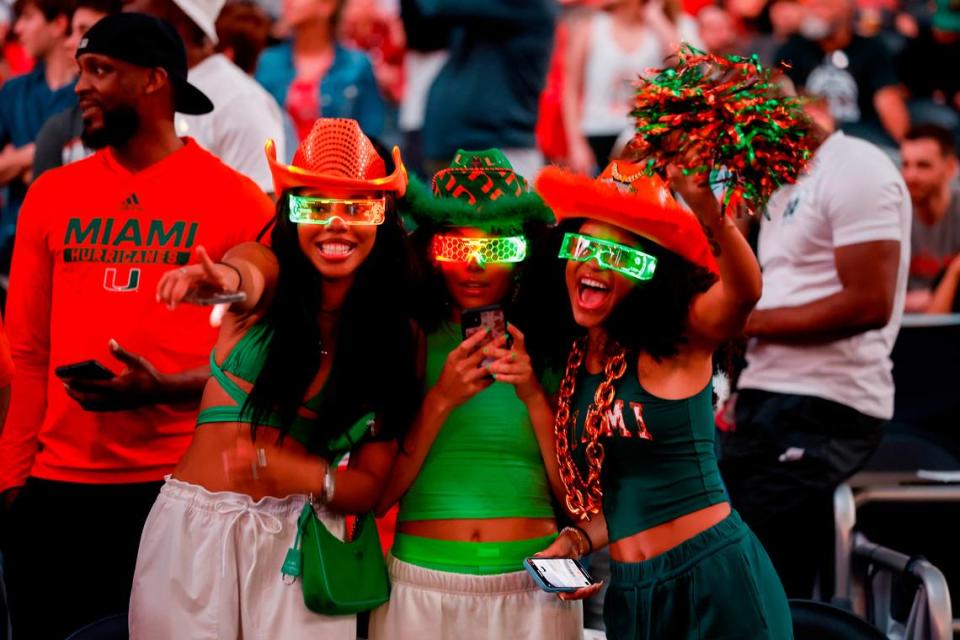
[265,118,408,196]
[536,160,719,274]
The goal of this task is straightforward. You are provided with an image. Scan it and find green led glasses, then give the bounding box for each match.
[288,194,386,226]
[431,235,528,265]
[558,232,658,281]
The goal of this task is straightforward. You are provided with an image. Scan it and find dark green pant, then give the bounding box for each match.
[603,511,793,640]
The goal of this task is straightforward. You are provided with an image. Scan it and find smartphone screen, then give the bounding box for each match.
[526,558,594,590]
[461,305,510,367]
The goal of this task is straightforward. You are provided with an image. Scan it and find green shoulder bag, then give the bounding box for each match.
[279,413,390,615]
[281,506,389,615]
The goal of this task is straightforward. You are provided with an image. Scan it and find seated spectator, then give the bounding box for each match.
[126,0,286,194]
[32,0,122,179]
[255,0,386,143]
[901,124,960,311]
[896,0,960,132]
[0,0,77,270]
[776,0,910,147]
[214,0,271,75]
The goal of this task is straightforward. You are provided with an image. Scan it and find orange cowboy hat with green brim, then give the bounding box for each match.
[536,160,719,274]
[265,118,408,196]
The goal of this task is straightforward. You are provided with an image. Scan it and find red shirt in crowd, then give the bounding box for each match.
[0,139,274,492]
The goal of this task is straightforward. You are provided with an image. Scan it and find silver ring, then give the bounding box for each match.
[257,448,268,468]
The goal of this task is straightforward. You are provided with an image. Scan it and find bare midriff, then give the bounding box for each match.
[397,517,558,543]
[172,377,317,501]
[609,502,731,563]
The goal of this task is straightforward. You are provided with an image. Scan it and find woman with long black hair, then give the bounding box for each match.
[532,160,793,639]
[128,118,420,639]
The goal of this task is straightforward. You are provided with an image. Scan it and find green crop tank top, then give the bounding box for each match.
[570,368,726,542]
[398,323,555,522]
[195,322,372,454]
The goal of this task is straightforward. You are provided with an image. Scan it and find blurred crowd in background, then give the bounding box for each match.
[1,0,959,312]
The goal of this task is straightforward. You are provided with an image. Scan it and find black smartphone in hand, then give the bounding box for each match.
[461,304,512,366]
[54,360,116,381]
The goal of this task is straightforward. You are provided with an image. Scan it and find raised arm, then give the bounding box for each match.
[670,167,763,346]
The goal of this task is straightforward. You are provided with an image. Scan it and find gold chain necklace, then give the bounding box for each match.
[554,337,628,520]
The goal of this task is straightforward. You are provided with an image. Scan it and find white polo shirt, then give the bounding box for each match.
[737,131,911,420]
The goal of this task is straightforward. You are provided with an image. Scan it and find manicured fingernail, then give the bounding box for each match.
[486,327,492,334]
[483,347,489,355]
[511,352,517,362]
[109,339,118,350]
[491,373,497,380]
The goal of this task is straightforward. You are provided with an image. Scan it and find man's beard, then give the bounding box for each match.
[81,104,140,150]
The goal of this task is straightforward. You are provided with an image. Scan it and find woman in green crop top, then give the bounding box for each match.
[532,161,793,640]
[368,150,583,640]
[129,119,420,639]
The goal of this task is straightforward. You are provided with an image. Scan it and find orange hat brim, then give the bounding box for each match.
[536,167,719,274]
[265,140,408,197]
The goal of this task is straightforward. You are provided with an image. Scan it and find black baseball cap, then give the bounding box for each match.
[76,12,214,115]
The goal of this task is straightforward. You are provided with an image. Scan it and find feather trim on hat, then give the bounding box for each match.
[402,175,554,235]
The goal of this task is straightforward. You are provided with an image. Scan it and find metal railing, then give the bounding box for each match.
[834,482,957,640]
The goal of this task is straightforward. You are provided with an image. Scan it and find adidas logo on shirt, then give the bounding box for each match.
[121,193,141,209]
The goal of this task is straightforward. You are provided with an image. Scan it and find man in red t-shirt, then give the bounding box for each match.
[0,14,273,638]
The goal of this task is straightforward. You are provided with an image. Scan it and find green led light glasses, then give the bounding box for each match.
[558,232,658,281]
[431,235,528,265]
[288,194,386,226]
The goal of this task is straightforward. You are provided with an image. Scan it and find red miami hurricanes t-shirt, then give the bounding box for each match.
[0,139,274,491]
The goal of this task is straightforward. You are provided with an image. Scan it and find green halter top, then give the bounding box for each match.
[196,322,372,454]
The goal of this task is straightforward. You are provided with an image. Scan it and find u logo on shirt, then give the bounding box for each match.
[104,267,141,292]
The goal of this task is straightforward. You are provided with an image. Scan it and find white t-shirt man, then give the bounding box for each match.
[177,54,285,194]
[738,131,911,420]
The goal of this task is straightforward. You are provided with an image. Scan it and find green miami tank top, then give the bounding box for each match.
[570,368,726,542]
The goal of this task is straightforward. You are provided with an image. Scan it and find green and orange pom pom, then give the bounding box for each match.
[630,45,816,216]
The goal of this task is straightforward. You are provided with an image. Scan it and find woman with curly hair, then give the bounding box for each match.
[533,160,793,639]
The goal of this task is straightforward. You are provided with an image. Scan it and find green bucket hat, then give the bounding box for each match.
[403,149,554,235]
